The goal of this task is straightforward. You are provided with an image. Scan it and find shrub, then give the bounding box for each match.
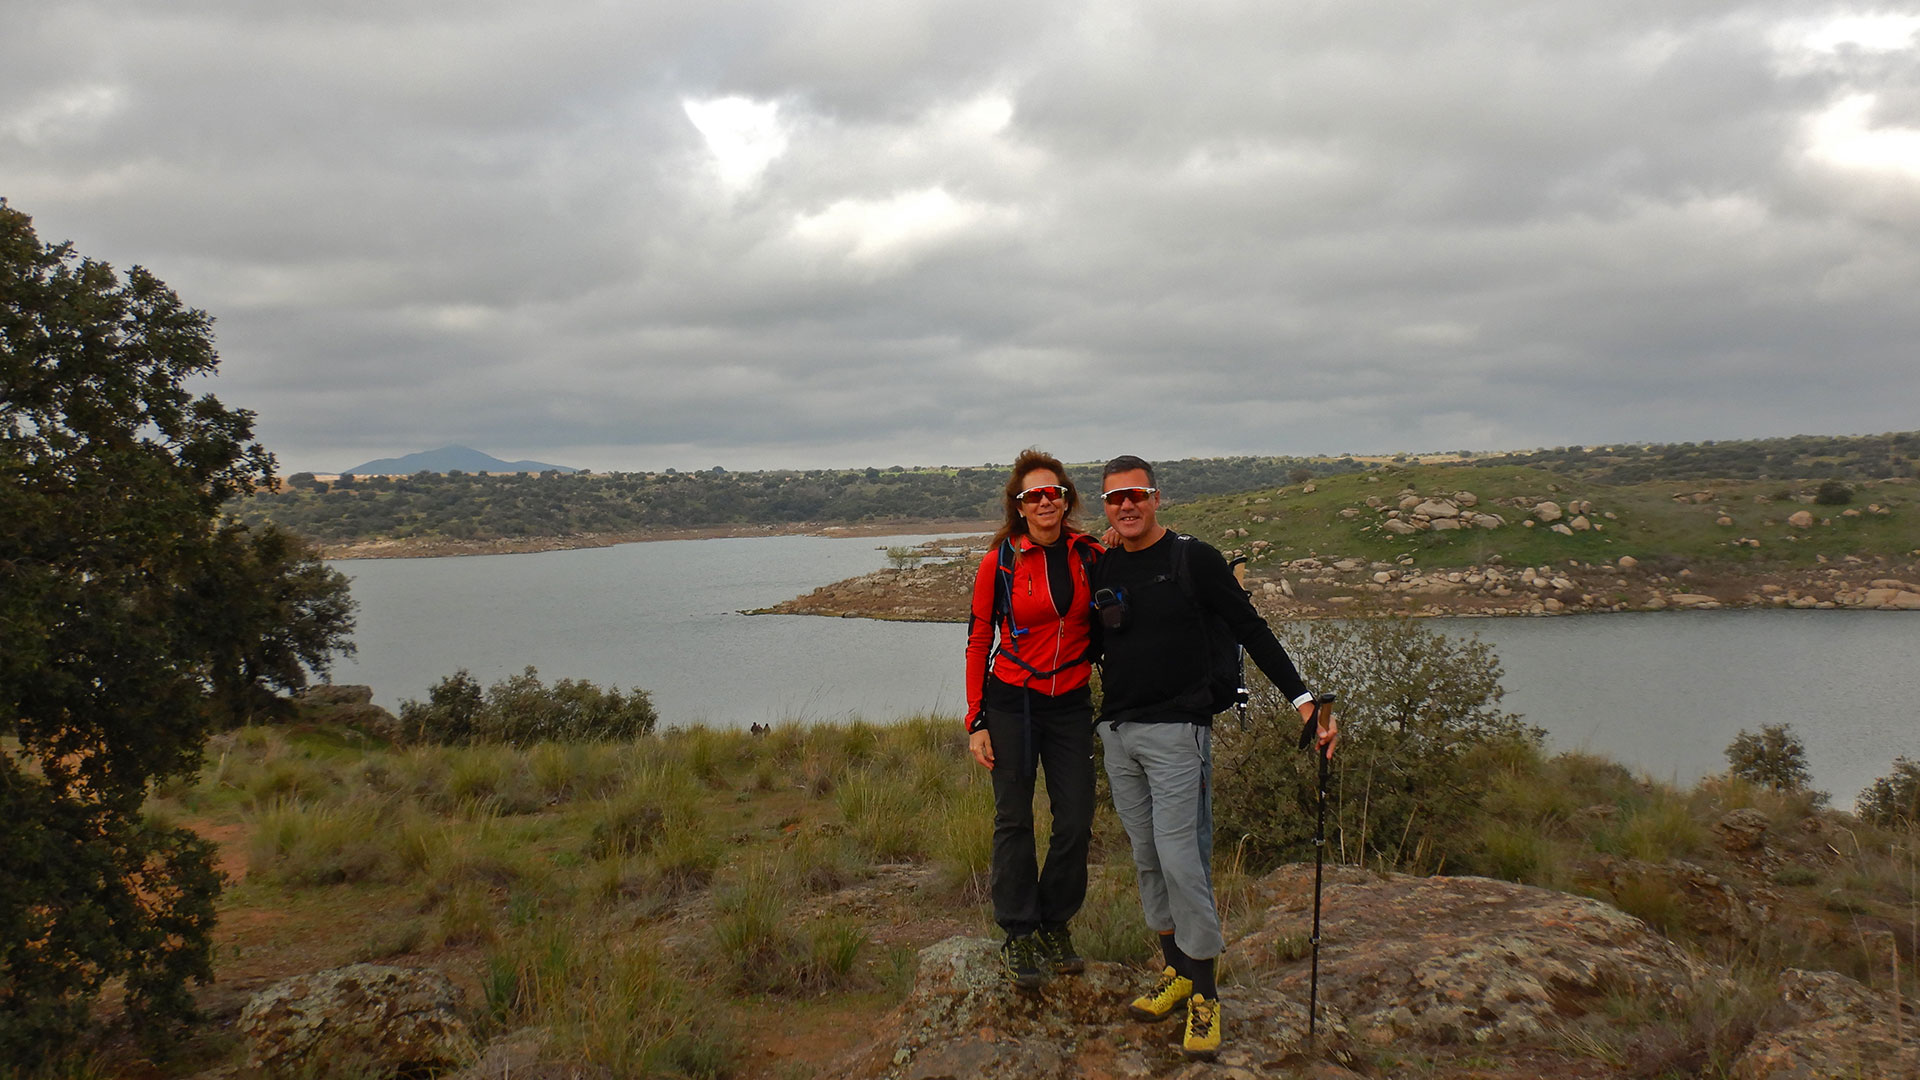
[1214,616,1542,873]
[1814,480,1853,505]
[400,667,657,746]
[1858,757,1920,827]
[1724,725,1814,793]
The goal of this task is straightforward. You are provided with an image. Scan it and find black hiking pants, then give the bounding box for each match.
[986,695,1095,936]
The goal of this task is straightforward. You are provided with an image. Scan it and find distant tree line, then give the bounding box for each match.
[1467,431,1920,484]
[235,456,1359,544]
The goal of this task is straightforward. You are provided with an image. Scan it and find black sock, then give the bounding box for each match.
[1160,932,1187,975]
[1191,955,1217,999]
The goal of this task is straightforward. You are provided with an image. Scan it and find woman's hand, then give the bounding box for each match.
[969,728,995,769]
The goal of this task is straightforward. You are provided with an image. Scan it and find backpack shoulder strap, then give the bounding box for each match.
[1170,533,1197,603]
[991,538,1022,641]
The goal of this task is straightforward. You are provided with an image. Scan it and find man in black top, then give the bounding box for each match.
[1093,455,1337,1059]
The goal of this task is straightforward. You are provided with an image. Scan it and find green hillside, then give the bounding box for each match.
[1162,465,1918,572]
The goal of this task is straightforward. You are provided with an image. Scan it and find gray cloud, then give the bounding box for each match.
[6,0,1918,472]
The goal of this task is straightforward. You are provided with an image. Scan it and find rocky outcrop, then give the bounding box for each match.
[296,684,402,739]
[843,868,1920,1080]
[878,937,1341,1079]
[1239,868,1711,1045]
[1732,968,1919,1079]
[846,867,1919,1079]
[238,964,478,1079]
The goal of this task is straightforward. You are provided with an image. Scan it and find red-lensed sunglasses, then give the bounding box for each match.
[1017,484,1069,505]
[1101,486,1158,505]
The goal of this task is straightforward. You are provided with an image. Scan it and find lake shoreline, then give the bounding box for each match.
[748,540,1920,621]
[318,518,997,560]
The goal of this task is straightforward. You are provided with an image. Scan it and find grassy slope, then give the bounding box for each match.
[110,717,1920,1079]
[1162,465,1919,573]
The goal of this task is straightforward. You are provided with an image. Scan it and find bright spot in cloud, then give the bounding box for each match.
[2,84,123,145]
[948,93,1013,138]
[791,188,1000,263]
[1802,13,1920,53]
[1809,94,1920,178]
[682,96,788,190]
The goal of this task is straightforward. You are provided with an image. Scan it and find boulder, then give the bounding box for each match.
[1398,495,1423,511]
[1238,868,1710,1046]
[1618,556,1639,570]
[1713,808,1770,853]
[1589,858,1759,939]
[1470,513,1504,530]
[1412,500,1460,519]
[883,937,1338,1079]
[1731,969,1919,1079]
[296,685,402,740]
[1382,518,1416,535]
[1453,491,1480,507]
[1534,501,1563,523]
[1861,588,1920,610]
[1667,593,1721,609]
[1430,517,1461,530]
[1549,523,1574,536]
[300,684,374,707]
[238,964,478,1079]
[1569,515,1591,531]
[1788,510,1814,528]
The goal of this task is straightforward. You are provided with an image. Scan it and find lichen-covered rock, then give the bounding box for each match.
[1731,969,1919,1079]
[238,964,478,1079]
[881,937,1349,1079]
[1714,808,1771,853]
[1239,867,1711,1046]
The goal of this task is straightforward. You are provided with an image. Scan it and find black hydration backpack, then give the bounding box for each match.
[1167,534,1249,717]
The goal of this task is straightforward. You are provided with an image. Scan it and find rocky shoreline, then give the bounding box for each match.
[748,537,1920,622]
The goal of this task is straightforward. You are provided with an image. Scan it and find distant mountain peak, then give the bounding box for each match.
[337,446,578,475]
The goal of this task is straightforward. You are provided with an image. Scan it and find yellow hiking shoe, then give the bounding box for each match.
[1127,966,1193,1021]
[1182,993,1221,1058]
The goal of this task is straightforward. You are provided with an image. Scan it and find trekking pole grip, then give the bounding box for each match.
[1297,691,1338,753]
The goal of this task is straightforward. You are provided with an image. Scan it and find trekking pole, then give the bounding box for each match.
[1296,691,1338,1046]
[1230,557,1251,726]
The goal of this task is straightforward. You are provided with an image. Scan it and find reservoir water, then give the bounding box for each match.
[329,534,1920,805]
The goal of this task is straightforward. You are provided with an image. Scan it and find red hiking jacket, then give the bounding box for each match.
[964,530,1103,731]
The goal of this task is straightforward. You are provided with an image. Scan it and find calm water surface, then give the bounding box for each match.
[329,536,1919,804]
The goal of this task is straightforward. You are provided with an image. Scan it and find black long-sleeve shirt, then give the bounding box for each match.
[1093,530,1309,724]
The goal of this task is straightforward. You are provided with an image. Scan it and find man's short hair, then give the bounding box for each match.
[1102,455,1155,486]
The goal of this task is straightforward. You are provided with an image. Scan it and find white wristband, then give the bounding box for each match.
[1291,691,1315,709]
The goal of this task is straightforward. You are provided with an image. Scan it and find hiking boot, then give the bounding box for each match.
[1000,933,1047,990]
[1127,966,1193,1021]
[1182,993,1221,1058]
[1036,926,1083,974]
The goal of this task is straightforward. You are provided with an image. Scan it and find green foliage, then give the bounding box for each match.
[1213,616,1542,873]
[202,524,357,726]
[1,202,352,1067]
[399,667,658,746]
[1813,480,1854,505]
[1724,724,1814,793]
[1470,431,1920,483]
[1857,757,1920,827]
[233,455,1358,543]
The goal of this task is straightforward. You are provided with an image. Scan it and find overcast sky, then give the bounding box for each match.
[5,2,1918,473]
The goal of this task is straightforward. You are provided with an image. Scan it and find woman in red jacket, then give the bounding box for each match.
[965,447,1103,989]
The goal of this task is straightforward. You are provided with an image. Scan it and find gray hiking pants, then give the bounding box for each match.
[1100,719,1222,960]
